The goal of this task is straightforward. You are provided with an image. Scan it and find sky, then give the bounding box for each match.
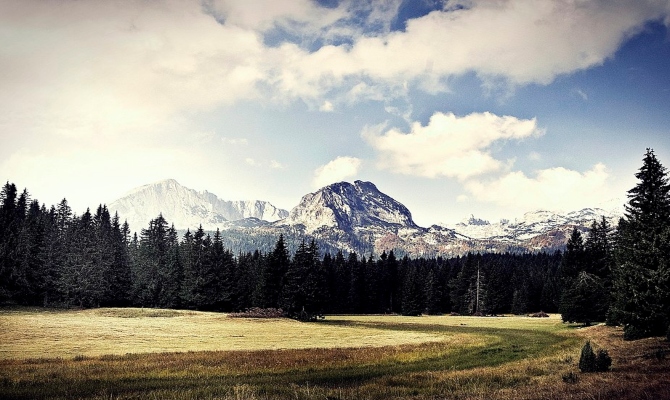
[1,0,670,227]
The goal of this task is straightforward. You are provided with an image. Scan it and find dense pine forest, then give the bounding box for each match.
[1,149,668,339]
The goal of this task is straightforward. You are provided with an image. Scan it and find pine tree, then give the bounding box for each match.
[560,223,611,324]
[281,239,324,320]
[424,267,442,315]
[104,215,132,306]
[60,209,103,307]
[611,149,670,339]
[402,264,424,316]
[0,183,20,302]
[134,214,170,307]
[257,234,289,309]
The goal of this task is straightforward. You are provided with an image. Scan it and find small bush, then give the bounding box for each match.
[579,341,597,372]
[562,371,579,384]
[229,308,284,319]
[579,341,611,372]
[595,349,612,371]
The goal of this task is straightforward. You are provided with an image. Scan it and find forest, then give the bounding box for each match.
[1,149,668,339]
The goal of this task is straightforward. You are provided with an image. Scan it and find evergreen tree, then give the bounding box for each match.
[133,214,170,307]
[424,267,442,315]
[449,253,485,315]
[401,264,424,316]
[207,229,235,311]
[0,183,20,302]
[256,234,289,308]
[611,149,670,339]
[60,209,103,307]
[281,239,324,320]
[159,224,182,309]
[560,224,611,324]
[105,215,132,306]
[182,226,218,309]
[348,252,366,313]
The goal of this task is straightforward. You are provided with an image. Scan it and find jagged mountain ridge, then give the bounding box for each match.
[452,208,622,242]
[108,179,288,233]
[110,179,623,256]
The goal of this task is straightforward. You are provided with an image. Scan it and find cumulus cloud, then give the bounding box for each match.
[1,0,668,137]
[312,156,362,188]
[464,163,611,214]
[265,0,670,103]
[362,112,543,180]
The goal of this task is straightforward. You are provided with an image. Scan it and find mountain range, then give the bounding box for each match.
[108,179,288,234]
[109,179,623,257]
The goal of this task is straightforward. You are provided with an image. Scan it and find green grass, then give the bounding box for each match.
[0,309,580,399]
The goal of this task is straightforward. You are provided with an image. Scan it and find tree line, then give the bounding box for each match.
[1,149,668,338]
[0,192,563,318]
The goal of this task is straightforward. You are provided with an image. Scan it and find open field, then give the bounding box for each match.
[0,308,447,359]
[0,308,668,399]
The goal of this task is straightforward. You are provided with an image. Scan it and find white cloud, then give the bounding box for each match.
[1,0,668,138]
[464,163,611,214]
[265,0,670,103]
[312,156,362,188]
[362,112,544,180]
[319,100,335,112]
[269,160,285,169]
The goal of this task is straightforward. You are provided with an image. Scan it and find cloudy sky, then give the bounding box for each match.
[1,0,669,227]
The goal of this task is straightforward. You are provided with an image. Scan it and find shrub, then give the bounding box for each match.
[579,341,597,372]
[595,349,612,371]
[579,341,611,372]
[562,371,578,384]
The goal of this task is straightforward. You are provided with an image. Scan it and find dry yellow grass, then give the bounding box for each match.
[3,308,666,399]
[0,308,450,359]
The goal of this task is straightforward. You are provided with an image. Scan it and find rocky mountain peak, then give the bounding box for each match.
[283,181,418,233]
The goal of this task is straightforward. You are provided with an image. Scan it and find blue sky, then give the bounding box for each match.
[1,0,669,227]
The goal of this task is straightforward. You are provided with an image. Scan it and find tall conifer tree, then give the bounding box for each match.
[611,149,670,339]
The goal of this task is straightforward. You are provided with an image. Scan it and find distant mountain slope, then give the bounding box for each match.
[109,179,288,233]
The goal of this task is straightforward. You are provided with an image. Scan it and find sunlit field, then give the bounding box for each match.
[1,308,668,399]
[0,308,447,359]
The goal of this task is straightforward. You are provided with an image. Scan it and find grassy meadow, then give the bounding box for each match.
[1,308,668,399]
